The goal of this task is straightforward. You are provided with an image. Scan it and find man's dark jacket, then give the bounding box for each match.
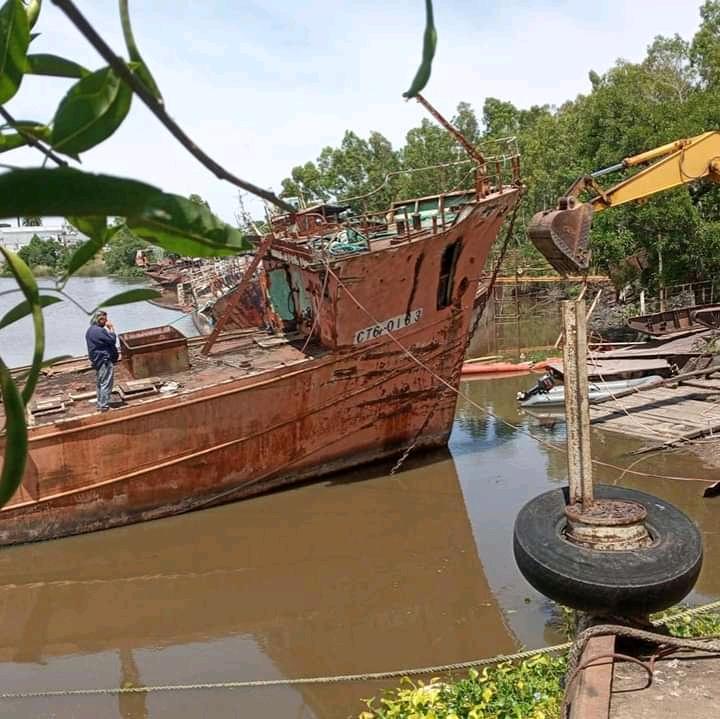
[85,325,119,369]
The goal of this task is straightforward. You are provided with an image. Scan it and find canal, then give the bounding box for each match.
[0,278,717,718]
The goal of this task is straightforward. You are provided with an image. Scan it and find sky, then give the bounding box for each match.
[5,0,707,223]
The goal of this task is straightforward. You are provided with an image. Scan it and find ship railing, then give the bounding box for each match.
[339,142,521,249]
[285,139,521,261]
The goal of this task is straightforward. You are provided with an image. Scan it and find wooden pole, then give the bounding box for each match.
[554,285,588,349]
[563,299,594,508]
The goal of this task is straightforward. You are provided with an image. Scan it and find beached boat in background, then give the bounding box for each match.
[627,303,719,337]
[0,106,522,545]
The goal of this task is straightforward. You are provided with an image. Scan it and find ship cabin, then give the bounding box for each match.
[8,156,522,429]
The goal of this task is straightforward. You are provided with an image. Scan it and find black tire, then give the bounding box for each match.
[513,485,703,615]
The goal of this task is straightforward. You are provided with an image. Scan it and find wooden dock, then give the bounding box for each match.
[589,374,720,444]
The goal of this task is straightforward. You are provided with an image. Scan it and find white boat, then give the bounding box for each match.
[518,375,663,408]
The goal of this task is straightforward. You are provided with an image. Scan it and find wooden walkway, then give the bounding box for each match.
[589,375,720,443]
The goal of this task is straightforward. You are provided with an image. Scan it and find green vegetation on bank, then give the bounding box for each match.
[0,226,151,279]
[282,1,720,290]
[358,609,720,719]
[1,193,216,279]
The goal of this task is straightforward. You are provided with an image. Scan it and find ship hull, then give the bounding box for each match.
[3,316,466,544]
[0,188,520,544]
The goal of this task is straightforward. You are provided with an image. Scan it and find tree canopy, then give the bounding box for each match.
[280,1,720,288]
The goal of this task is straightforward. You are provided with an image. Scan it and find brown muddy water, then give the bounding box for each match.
[0,299,718,718]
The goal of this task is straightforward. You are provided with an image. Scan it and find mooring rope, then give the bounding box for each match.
[2,601,720,700]
[0,643,573,700]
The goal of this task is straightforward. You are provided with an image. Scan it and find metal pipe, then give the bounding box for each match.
[591,162,624,178]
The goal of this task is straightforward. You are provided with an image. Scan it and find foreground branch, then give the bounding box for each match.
[51,0,296,213]
[0,107,68,168]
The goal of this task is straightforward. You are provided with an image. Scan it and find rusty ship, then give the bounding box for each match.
[0,102,522,544]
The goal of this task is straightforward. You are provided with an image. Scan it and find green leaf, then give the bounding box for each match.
[24,0,40,29]
[50,66,132,154]
[0,0,30,104]
[0,168,252,257]
[63,233,107,278]
[25,52,89,79]
[119,0,163,102]
[11,121,49,141]
[0,357,28,508]
[129,193,250,257]
[0,121,49,153]
[0,131,28,152]
[0,294,60,329]
[0,247,42,404]
[97,288,161,309]
[402,0,437,99]
[0,168,160,218]
[67,215,107,239]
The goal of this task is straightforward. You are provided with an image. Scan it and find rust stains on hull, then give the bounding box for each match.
[0,186,521,545]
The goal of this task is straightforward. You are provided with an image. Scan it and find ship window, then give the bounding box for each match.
[437,239,462,309]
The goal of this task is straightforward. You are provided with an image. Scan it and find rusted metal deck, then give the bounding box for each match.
[588,373,720,443]
[611,652,720,718]
[570,644,720,719]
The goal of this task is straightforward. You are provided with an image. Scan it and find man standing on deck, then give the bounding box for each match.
[85,311,119,412]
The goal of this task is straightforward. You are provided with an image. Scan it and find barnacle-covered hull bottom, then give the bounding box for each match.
[0,184,521,545]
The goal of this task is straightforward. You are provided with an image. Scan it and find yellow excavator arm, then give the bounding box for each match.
[528,131,720,274]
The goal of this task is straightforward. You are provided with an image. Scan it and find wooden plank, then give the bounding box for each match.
[569,634,615,719]
[593,404,718,423]
[634,418,720,454]
[592,396,720,420]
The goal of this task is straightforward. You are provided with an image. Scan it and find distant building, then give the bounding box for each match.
[0,223,87,252]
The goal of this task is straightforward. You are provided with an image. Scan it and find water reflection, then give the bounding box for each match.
[453,373,720,617]
[0,450,515,719]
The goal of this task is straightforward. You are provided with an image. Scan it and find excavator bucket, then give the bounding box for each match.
[527,201,594,275]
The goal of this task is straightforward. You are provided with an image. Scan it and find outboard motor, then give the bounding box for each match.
[517,372,555,403]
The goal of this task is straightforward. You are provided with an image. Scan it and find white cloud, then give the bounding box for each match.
[4,1,704,223]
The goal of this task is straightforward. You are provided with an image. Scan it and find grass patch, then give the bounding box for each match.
[655,607,720,637]
[358,609,720,719]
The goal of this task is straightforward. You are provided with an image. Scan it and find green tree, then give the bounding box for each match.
[691,0,720,90]
[103,226,151,277]
[20,215,42,226]
[188,193,210,209]
[17,234,65,269]
[281,130,401,211]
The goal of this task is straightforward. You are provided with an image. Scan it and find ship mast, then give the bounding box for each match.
[413,94,490,198]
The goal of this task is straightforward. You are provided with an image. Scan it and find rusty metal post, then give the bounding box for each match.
[562,299,593,508]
